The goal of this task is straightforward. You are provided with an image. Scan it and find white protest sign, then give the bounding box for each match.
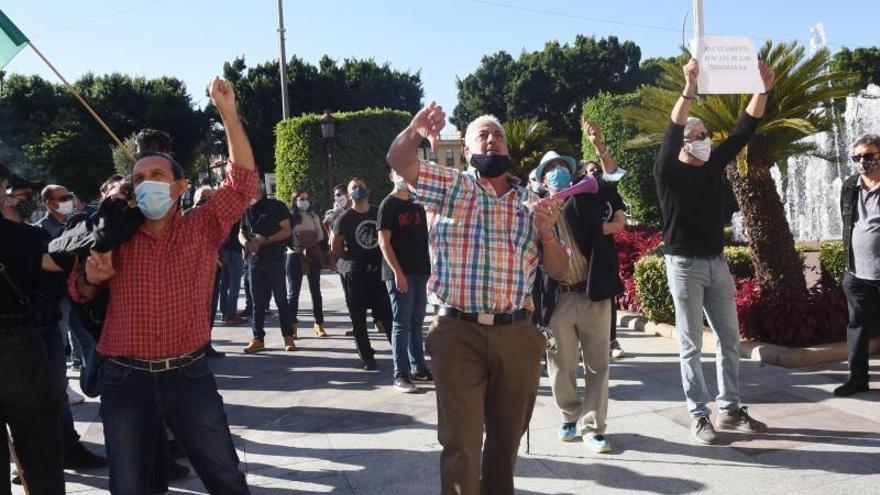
[692,36,764,94]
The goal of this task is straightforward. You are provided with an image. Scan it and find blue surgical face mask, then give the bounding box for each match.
[350,186,368,201]
[296,200,310,211]
[545,166,572,191]
[135,180,174,220]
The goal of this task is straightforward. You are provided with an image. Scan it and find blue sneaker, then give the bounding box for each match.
[558,422,577,442]
[586,434,611,453]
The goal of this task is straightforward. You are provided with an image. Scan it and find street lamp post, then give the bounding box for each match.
[320,110,337,205]
[277,0,290,120]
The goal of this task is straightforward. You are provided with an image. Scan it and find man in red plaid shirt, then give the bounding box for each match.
[70,77,258,494]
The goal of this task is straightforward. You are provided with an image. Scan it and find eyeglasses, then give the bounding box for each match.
[851,152,879,163]
[54,194,73,202]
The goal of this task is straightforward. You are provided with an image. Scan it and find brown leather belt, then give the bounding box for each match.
[557,281,587,294]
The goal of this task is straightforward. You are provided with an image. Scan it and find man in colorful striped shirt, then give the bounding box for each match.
[387,102,568,495]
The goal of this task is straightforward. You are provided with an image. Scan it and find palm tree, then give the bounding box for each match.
[620,41,859,295]
[503,117,578,179]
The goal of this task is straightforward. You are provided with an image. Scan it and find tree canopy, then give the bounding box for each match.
[452,35,658,146]
[221,55,423,173]
[831,46,880,89]
[0,73,208,198]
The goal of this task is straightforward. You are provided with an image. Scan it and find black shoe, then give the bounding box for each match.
[64,442,106,470]
[345,329,355,336]
[11,474,21,485]
[205,346,226,358]
[239,309,252,317]
[412,370,434,382]
[168,458,190,481]
[362,359,378,371]
[833,379,869,397]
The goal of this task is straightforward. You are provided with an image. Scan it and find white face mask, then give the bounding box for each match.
[392,175,407,190]
[685,138,712,162]
[249,198,258,206]
[296,200,310,211]
[56,200,74,216]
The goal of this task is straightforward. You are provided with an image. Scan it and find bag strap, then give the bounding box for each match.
[0,262,31,307]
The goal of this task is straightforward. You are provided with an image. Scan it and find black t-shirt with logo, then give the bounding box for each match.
[242,198,290,264]
[333,205,381,273]
[377,194,430,281]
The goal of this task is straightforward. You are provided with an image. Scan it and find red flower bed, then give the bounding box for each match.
[614,225,662,313]
[735,274,847,346]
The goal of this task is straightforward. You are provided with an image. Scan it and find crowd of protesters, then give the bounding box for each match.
[0,58,877,495]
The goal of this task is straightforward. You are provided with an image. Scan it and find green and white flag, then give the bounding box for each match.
[0,9,28,70]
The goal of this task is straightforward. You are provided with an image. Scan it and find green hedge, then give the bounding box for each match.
[819,240,845,283]
[723,246,754,279]
[582,91,661,228]
[275,108,412,214]
[634,255,675,324]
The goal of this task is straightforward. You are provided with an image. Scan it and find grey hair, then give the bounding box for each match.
[193,185,214,204]
[852,133,880,152]
[683,117,705,138]
[464,115,506,145]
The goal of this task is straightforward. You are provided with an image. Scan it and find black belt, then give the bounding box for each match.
[557,281,587,294]
[438,307,529,326]
[109,348,205,373]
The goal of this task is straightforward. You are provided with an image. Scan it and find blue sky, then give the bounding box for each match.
[3,1,876,132]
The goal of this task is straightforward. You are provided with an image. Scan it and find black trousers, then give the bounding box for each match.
[0,326,64,494]
[842,272,880,382]
[343,270,392,361]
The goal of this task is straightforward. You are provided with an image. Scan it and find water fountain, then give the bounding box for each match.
[770,85,880,241]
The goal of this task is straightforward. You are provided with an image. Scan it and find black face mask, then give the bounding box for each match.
[13,197,38,220]
[469,154,513,178]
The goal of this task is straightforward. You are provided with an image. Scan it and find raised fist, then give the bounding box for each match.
[209,76,236,116]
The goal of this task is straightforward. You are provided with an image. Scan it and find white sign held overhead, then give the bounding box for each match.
[692,36,764,94]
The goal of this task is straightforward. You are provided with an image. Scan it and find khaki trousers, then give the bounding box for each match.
[426,315,545,495]
[546,293,611,436]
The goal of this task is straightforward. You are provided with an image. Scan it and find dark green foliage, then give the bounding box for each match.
[275,108,411,214]
[581,91,661,228]
[832,46,880,89]
[724,246,755,279]
[633,255,674,325]
[819,240,846,283]
[0,73,208,199]
[452,36,649,147]
[222,56,423,174]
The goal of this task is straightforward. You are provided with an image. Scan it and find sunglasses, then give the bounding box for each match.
[851,152,879,163]
[685,130,713,142]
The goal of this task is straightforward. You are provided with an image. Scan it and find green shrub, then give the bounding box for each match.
[819,240,846,283]
[275,108,412,214]
[582,92,661,228]
[634,255,675,324]
[724,246,755,279]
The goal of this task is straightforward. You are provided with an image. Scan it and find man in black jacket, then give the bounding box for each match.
[534,151,622,454]
[656,58,772,445]
[835,134,880,397]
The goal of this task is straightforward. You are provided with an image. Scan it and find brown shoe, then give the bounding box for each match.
[314,323,327,337]
[224,315,248,325]
[284,336,297,351]
[243,338,265,354]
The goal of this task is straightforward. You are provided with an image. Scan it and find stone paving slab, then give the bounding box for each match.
[11,272,880,494]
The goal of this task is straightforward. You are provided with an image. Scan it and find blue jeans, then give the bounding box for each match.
[100,358,249,495]
[220,249,244,318]
[249,261,294,339]
[664,254,741,417]
[386,274,430,377]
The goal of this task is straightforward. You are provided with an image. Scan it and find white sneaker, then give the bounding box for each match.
[66,385,85,405]
[610,340,626,359]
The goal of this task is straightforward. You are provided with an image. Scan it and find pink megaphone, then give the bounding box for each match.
[551,175,599,200]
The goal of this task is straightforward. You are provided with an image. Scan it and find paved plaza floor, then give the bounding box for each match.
[16,272,880,494]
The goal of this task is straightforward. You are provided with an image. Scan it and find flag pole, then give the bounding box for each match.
[26,41,134,160]
[693,0,704,39]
